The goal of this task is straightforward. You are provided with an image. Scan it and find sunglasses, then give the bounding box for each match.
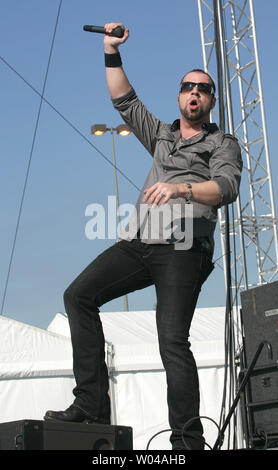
[180,81,214,95]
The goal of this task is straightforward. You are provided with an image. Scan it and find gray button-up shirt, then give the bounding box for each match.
[112,87,242,251]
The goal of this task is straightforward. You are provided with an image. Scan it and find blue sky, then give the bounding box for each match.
[1,0,277,329]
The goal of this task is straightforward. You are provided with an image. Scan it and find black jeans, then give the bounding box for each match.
[64,238,214,450]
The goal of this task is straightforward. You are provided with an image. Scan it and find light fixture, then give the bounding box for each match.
[116,124,131,136]
[90,122,132,311]
[91,124,107,136]
[91,124,132,136]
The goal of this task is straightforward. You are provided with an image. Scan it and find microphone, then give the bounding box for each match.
[83,25,125,38]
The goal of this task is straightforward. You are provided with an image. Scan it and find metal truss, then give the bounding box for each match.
[198,0,278,306]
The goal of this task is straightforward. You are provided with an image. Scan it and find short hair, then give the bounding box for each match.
[180,69,216,94]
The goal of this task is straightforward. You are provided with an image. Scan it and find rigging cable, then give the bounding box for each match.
[0,0,63,316]
[221,1,240,448]
[0,55,141,193]
[0,3,144,316]
[213,0,237,449]
[0,51,141,316]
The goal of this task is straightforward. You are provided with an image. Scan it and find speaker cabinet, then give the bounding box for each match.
[241,281,278,366]
[0,420,133,450]
[240,281,278,448]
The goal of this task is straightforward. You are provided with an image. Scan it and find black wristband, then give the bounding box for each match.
[105,52,122,67]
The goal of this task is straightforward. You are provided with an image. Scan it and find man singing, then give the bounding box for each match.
[45,23,242,450]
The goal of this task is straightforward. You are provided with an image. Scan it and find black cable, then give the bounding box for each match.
[0,0,63,316]
[213,0,236,450]
[145,416,222,450]
[0,52,142,316]
[214,0,228,435]
[231,202,241,449]
[0,55,141,194]
[182,415,222,450]
[222,6,239,448]
[145,428,179,450]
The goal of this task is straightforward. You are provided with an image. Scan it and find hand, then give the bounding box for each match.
[104,23,129,53]
[143,182,183,207]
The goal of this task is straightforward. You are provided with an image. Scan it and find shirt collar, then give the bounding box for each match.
[170,119,219,135]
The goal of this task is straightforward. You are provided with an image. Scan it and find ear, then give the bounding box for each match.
[210,96,216,111]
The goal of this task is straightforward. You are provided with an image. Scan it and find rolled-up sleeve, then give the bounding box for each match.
[112,87,161,156]
[210,134,243,207]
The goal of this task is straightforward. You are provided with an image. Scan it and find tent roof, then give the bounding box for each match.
[0,306,227,379]
[47,307,227,370]
[48,306,226,343]
[0,315,73,379]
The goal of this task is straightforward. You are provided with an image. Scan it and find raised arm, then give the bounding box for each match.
[104,22,132,98]
[103,22,161,156]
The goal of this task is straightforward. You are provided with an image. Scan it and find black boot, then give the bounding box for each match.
[44,404,110,425]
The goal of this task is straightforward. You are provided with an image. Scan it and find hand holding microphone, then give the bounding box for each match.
[84,22,129,70]
[83,23,129,49]
[83,25,125,38]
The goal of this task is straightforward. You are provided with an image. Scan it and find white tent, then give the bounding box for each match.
[0,315,75,424]
[0,307,236,450]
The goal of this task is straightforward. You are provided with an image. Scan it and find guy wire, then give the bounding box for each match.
[0,0,63,316]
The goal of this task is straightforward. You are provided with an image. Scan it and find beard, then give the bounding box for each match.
[179,95,214,123]
[180,103,208,122]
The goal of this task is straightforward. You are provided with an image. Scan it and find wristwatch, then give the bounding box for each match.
[185,182,193,203]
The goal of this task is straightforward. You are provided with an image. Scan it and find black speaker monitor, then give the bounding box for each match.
[240,281,278,448]
[241,280,278,366]
[0,420,133,450]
